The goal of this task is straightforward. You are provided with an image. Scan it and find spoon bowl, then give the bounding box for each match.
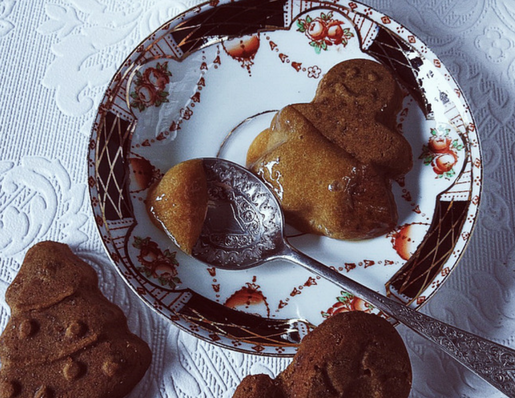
[192,158,285,270]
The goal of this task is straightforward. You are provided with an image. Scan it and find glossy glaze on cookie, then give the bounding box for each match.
[146,158,209,254]
[247,59,412,240]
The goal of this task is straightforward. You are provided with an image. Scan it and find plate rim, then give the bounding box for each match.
[87,0,483,357]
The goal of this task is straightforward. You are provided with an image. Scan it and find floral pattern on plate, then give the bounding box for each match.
[88,0,481,356]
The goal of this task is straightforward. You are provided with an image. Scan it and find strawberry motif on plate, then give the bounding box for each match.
[132,236,181,288]
[420,126,464,179]
[296,12,354,53]
[225,283,270,317]
[322,291,373,318]
[130,156,161,192]
[130,62,172,112]
[222,34,260,73]
[389,222,430,261]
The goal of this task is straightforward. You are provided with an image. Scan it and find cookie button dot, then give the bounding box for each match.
[63,359,83,380]
[18,319,38,339]
[33,386,53,398]
[367,72,379,82]
[65,321,87,339]
[102,358,121,378]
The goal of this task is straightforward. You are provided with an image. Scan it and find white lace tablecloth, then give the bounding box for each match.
[0,0,514,397]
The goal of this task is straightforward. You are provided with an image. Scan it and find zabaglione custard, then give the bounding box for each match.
[246,59,413,240]
[146,159,208,254]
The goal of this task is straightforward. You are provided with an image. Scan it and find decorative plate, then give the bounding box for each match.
[88,0,482,356]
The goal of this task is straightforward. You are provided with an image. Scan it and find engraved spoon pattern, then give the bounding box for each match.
[187,158,515,398]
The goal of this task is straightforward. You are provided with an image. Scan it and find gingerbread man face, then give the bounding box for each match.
[296,59,411,178]
[314,59,402,116]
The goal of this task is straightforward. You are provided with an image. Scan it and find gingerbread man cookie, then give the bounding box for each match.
[246,59,412,240]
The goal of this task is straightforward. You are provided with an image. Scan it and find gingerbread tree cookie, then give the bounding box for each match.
[0,241,151,398]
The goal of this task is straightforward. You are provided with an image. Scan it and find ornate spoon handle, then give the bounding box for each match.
[281,245,515,398]
[379,298,515,397]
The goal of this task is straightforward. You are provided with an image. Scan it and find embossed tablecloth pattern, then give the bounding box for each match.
[0,1,514,397]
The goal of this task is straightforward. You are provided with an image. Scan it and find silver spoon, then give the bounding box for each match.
[184,157,515,397]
